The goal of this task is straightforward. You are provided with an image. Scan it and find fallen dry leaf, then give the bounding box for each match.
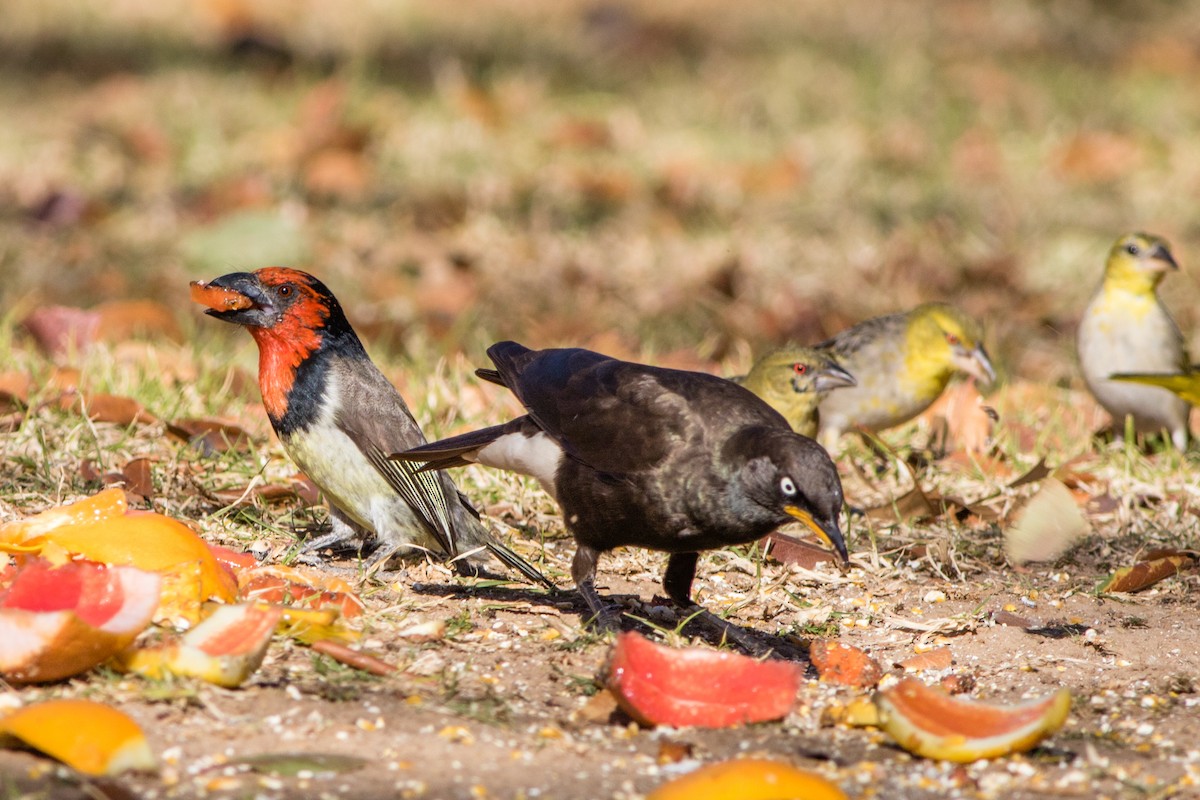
[923,380,995,455]
[311,639,396,676]
[1003,478,1089,564]
[58,392,159,426]
[1100,552,1194,593]
[0,700,156,775]
[168,417,254,454]
[21,305,100,358]
[605,632,801,728]
[763,531,839,568]
[0,372,32,409]
[95,299,182,343]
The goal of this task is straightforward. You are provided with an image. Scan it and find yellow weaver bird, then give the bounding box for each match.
[1077,232,1188,449]
[814,303,995,447]
[736,346,856,438]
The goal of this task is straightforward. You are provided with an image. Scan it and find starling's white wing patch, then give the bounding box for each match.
[476,431,563,499]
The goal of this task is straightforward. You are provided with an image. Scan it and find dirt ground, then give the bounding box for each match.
[4,400,1199,800]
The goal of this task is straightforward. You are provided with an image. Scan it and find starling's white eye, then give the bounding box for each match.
[780,477,797,496]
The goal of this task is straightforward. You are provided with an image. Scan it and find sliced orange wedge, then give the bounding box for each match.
[606,632,801,728]
[0,487,126,544]
[238,564,365,619]
[0,560,160,683]
[647,758,847,800]
[0,700,156,775]
[189,280,253,311]
[122,603,281,687]
[2,490,236,623]
[873,677,1071,762]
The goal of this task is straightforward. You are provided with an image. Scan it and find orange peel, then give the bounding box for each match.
[122,603,281,687]
[1,490,236,622]
[0,560,160,683]
[0,700,156,775]
[647,758,847,800]
[873,677,1071,762]
[605,632,801,728]
[189,280,253,311]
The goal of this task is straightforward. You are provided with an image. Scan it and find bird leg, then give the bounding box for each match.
[663,552,770,656]
[300,509,367,555]
[572,546,623,632]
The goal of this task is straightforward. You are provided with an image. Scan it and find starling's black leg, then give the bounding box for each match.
[572,545,622,632]
[664,552,769,656]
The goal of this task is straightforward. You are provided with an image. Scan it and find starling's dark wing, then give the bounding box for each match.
[489,343,785,476]
[394,420,521,470]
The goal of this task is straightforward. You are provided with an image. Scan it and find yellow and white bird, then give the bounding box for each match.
[814,303,995,447]
[1077,232,1189,449]
[736,345,856,439]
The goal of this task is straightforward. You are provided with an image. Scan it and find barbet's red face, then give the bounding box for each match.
[190,267,330,331]
[191,267,337,421]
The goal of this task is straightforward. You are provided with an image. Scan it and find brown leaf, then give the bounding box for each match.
[865,484,937,523]
[310,640,396,676]
[1101,554,1194,594]
[168,418,254,454]
[48,367,83,393]
[547,117,613,150]
[991,610,1036,629]
[897,647,953,672]
[808,640,883,687]
[763,532,838,568]
[21,306,101,358]
[121,458,155,501]
[59,392,158,426]
[1007,458,1052,489]
[0,372,32,408]
[95,300,183,343]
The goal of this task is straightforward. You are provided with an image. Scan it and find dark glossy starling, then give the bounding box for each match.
[392,341,848,647]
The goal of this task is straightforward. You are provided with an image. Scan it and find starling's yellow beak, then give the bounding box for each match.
[785,506,849,565]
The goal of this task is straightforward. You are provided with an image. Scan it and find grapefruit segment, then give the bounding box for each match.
[874,677,1071,762]
[605,632,801,728]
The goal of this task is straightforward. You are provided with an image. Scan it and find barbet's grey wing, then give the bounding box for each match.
[330,359,457,556]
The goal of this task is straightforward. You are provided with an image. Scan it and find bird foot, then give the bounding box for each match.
[680,606,775,657]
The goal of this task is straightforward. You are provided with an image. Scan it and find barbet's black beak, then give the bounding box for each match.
[785,505,849,565]
[190,272,273,326]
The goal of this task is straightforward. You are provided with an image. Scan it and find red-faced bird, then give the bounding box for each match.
[191,267,547,585]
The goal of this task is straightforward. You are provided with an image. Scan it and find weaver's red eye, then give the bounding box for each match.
[945,333,960,346]
[792,363,807,375]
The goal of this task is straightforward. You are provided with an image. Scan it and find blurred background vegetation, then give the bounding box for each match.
[2,0,1199,383]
